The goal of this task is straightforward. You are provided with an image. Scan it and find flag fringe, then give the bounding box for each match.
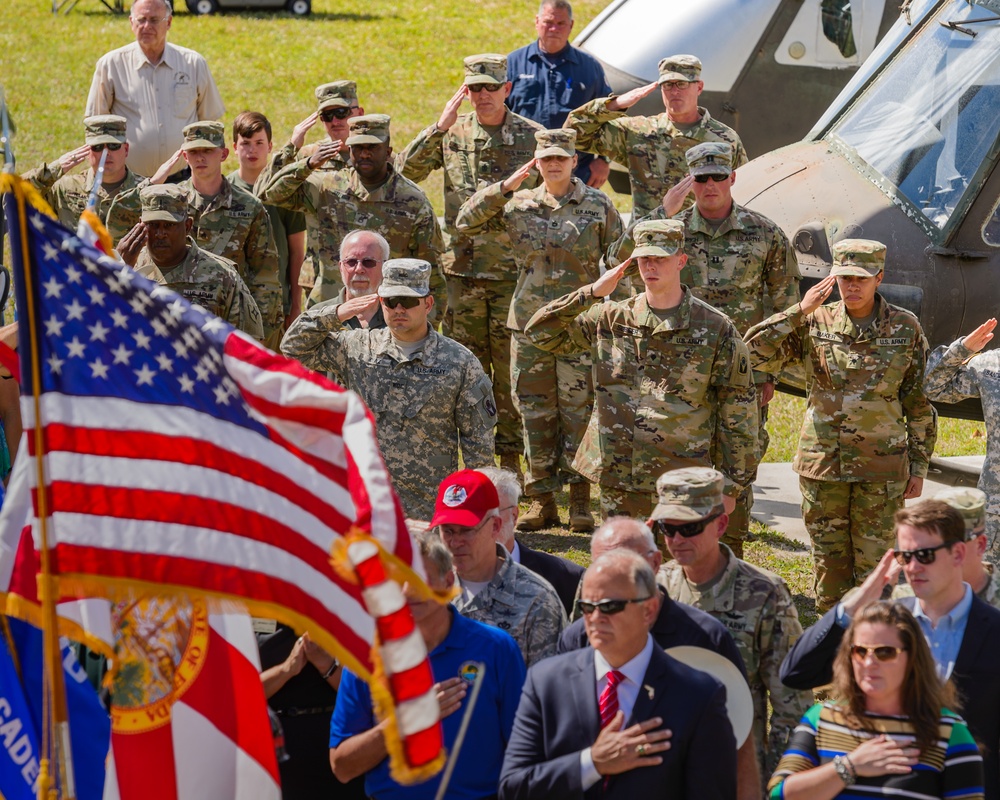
[79,207,114,255]
[2,590,117,661]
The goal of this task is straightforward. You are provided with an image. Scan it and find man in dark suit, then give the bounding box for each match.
[479,465,585,615]
[781,500,1000,800]
[499,548,736,799]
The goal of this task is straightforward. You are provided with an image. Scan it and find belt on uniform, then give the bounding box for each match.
[276,704,336,717]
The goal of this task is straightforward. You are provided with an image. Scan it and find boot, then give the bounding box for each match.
[499,453,524,487]
[516,493,559,531]
[568,482,595,532]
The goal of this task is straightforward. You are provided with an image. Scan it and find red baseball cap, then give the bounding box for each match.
[428,469,500,528]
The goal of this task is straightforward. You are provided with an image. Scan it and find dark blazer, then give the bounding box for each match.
[517,540,585,616]
[781,594,1000,800]
[499,643,736,800]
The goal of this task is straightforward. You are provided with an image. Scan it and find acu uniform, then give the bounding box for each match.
[745,240,937,611]
[396,54,542,459]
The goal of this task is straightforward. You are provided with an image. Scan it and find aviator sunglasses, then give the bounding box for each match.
[892,542,952,566]
[651,512,722,539]
[576,597,653,616]
[320,107,359,122]
[850,645,906,662]
[342,258,380,269]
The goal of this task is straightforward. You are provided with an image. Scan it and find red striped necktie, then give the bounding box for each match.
[599,669,624,729]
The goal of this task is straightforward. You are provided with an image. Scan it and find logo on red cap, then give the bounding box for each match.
[443,485,468,507]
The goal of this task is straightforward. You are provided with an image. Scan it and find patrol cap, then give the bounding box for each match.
[428,469,500,528]
[181,121,225,151]
[686,142,733,177]
[829,239,886,278]
[933,487,987,540]
[631,219,684,258]
[315,80,358,111]
[463,54,507,86]
[658,54,702,84]
[534,128,576,158]
[139,184,189,224]
[649,467,725,522]
[84,114,127,146]
[377,258,431,298]
[346,114,391,146]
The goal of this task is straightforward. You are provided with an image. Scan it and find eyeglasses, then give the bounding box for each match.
[381,296,423,310]
[850,645,906,662]
[693,174,729,183]
[341,257,380,269]
[651,512,722,539]
[892,542,953,566]
[90,143,123,152]
[661,81,692,91]
[468,84,504,93]
[320,107,359,122]
[577,597,652,616]
[131,15,165,25]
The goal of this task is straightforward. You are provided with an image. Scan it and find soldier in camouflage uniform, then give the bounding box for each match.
[457,128,624,532]
[118,184,263,339]
[524,218,759,522]
[107,121,283,342]
[565,55,746,219]
[260,114,447,316]
[652,467,812,790]
[745,240,937,612]
[925,316,1000,563]
[280,259,496,520]
[23,115,146,232]
[612,141,801,557]
[429,469,566,666]
[396,54,544,473]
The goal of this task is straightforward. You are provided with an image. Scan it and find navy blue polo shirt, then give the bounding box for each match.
[329,607,526,799]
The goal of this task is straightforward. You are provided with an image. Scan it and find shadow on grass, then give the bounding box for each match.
[519,530,593,553]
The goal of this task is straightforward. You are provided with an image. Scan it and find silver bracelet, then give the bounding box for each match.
[322,659,339,680]
[833,754,856,786]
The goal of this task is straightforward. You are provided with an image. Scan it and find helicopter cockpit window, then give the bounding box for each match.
[821,0,857,57]
[829,0,1000,231]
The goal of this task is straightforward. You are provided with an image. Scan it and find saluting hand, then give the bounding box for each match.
[308,140,343,170]
[842,548,901,618]
[502,158,537,194]
[150,148,184,186]
[608,82,658,112]
[963,317,996,352]
[58,144,91,175]
[117,222,147,267]
[291,111,320,149]
[593,259,631,298]
[592,712,673,776]
[801,274,837,316]
[337,293,380,323]
[661,175,695,217]
[436,86,468,133]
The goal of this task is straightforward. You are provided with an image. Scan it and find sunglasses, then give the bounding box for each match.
[693,174,729,183]
[850,645,906,662]
[90,143,123,152]
[468,84,504,93]
[320,107,358,122]
[577,596,652,616]
[381,296,423,310]
[651,512,722,539]
[892,542,952,566]
[342,257,380,269]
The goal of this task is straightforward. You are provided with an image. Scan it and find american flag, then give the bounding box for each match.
[0,177,445,784]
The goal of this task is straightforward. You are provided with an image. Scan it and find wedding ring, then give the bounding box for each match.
[636,744,646,756]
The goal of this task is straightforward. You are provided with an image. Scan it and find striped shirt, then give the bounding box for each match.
[768,702,984,800]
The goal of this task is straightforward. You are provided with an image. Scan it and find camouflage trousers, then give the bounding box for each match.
[442,277,521,456]
[724,402,769,559]
[511,333,592,494]
[985,500,1000,566]
[599,486,655,522]
[799,476,908,613]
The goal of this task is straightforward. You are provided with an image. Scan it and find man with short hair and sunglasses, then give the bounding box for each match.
[23,114,145,232]
[653,467,811,794]
[781,498,1000,799]
[281,259,496,521]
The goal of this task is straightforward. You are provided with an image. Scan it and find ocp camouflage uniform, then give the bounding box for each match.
[24,163,146,233]
[396,106,542,456]
[457,176,623,497]
[658,544,812,785]
[745,293,937,611]
[565,101,746,218]
[279,315,496,520]
[924,339,1000,560]
[454,543,566,666]
[134,237,264,339]
[259,161,446,312]
[525,284,759,517]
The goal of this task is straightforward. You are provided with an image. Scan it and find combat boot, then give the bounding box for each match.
[499,453,523,487]
[568,482,595,532]
[516,493,559,531]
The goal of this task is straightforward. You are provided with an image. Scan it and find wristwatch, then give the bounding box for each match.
[322,659,340,680]
[833,754,856,786]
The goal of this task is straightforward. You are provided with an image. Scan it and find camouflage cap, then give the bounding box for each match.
[181,121,225,151]
[346,114,391,146]
[650,467,725,522]
[139,184,189,224]
[84,114,127,146]
[377,258,431,298]
[658,54,702,84]
[686,141,733,176]
[463,54,507,86]
[534,128,576,158]
[933,487,987,540]
[632,218,684,258]
[315,80,358,111]
[830,238,886,278]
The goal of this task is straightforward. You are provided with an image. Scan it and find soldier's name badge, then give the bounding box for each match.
[251,618,277,634]
[811,330,843,343]
[226,210,253,219]
[613,324,645,337]
[876,337,909,347]
[671,336,708,347]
